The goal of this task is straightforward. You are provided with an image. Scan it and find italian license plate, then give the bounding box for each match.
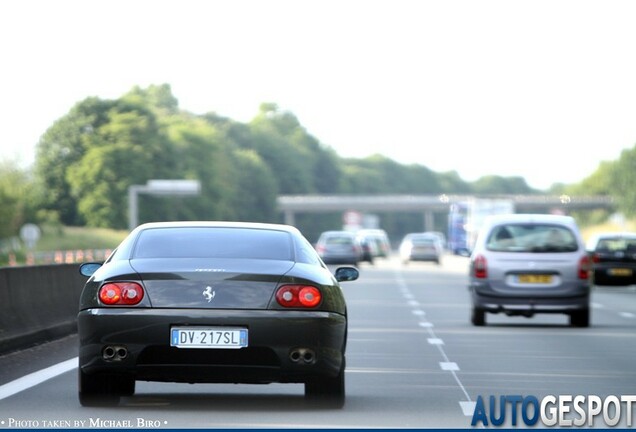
[608,268,632,276]
[517,274,553,284]
[170,327,248,349]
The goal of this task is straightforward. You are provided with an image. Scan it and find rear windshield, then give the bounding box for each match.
[595,237,636,253]
[486,223,578,253]
[324,235,355,245]
[133,227,293,260]
[411,237,436,246]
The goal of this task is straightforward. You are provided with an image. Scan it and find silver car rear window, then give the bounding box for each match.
[133,227,293,260]
[324,236,355,245]
[486,223,578,253]
[411,237,436,245]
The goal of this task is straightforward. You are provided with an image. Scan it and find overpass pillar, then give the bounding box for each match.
[423,210,434,232]
[284,210,296,226]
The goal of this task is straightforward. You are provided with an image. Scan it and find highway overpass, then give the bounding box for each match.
[277,194,615,230]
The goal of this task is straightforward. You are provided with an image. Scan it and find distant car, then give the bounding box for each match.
[399,233,443,265]
[315,230,363,265]
[77,221,359,407]
[357,235,380,264]
[587,232,636,286]
[425,231,447,250]
[468,214,591,327]
[356,229,392,258]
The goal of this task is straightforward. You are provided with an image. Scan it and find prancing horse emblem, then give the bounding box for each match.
[203,286,216,303]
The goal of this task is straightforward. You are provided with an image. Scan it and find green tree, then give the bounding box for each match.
[608,146,636,216]
[66,103,176,228]
[35,97,117,225]
[227,149,278,222]
[0,161,35,239]
[471,175,537,194]
[249,104,319,194]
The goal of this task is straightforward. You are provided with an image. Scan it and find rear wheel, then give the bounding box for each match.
[305,360,345,408]
[471,307,486,326]
[570,309,590,327]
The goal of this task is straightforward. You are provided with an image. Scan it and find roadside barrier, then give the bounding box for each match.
[6,249,112,267]
[0,263,89,354]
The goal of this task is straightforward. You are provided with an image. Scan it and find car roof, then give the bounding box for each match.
[357,229,388,236]
[404,232,440,240]
[134,221,300,234]
[319,230,356,237]
[483,213,577,227]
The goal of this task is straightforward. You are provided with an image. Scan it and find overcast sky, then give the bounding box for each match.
[2,0,636,190]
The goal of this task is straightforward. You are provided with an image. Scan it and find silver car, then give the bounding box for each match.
[468,214,591,327]
[399,233,443,265]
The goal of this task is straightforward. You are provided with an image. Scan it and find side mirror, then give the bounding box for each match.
[334,267,359,282]
[79,262,102,277]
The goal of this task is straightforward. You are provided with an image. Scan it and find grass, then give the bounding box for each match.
[580,219,636,244]
[34,225,129,251]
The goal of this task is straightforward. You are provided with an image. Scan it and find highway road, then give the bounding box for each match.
[1,255,636,429]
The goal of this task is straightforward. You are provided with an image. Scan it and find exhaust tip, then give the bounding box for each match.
[302,350,315,364]
[102,345,128,361]
[102,346,116,360]
[289,348,316,364]
[116,347,128,359]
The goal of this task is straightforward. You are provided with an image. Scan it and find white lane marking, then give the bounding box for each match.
[412,309,425,316]
[0,357,77,401]
[591,302,604,309]
[408,300,420,307]
[427,338,444,345]
[440,362,459,371]
[394,270,473,413]
[620,312,636,319]
[460,401,477,416]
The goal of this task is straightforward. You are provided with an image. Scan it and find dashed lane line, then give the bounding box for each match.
[394,271,474,419]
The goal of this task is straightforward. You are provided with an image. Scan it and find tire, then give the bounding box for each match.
[78,370,130,407]
[471,306,486,326]
[305,360,345,408]
[570,309,590,328]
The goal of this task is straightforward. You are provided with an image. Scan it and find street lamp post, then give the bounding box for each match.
[128,179,201,231]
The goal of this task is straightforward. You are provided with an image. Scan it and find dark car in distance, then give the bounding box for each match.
[315,230,363,265]
[77,221,359,408]
[587,232,636,286]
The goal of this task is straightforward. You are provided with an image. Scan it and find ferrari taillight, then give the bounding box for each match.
[99,282,144,305]
[276,285,322,308]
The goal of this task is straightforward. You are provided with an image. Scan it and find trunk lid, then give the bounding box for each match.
[129,258,295,309]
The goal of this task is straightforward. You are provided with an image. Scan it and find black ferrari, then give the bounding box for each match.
[77,221,359,407]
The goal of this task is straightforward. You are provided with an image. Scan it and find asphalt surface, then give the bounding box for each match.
[1,254,636,429]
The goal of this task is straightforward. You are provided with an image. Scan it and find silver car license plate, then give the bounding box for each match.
[170,327,248,349]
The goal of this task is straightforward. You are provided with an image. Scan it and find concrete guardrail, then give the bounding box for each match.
[0,264,87,354]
